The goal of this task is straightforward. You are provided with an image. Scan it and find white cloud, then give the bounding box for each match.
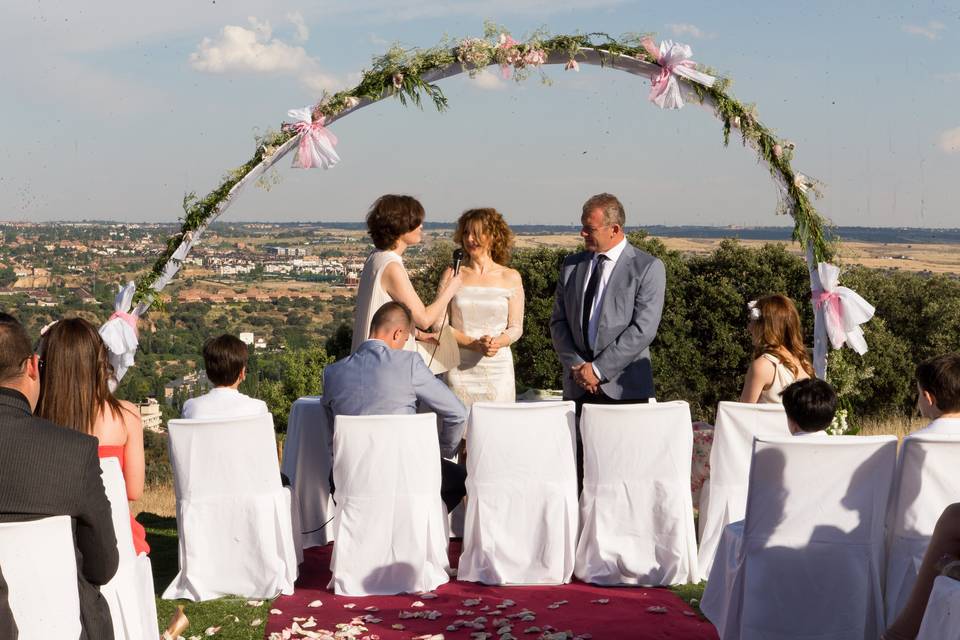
[470,69,507,90]
[287,11,309,43]
[190,17,340,93]
[902,21,946,40]
[938,127,960,154]
[667,23,710,39]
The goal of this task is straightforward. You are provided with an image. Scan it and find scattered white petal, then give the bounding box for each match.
[342,603,356,609]
[247,600,264,607]
[420,592,438,599]
[590,598,609,605]
[683,610,696,617]
[250,619,262,626]
[392,623,405,630]
[270,609,282,615]
[646,605,668,614]
[308,600,324,608]
[364,606,379,612]
[204,627,220,636]
[412,601,425,607]
[524,628,541,634]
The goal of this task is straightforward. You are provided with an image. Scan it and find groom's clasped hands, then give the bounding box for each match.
[571,362,601,394]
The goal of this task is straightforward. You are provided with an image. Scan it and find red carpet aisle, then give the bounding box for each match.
[265,544,718,640]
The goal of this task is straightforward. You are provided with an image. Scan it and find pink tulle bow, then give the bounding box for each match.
[292,118,339,170]
[813,289,845,349]
[639,36,715,109]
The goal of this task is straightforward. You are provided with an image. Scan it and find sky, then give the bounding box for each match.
[0,0,958,228]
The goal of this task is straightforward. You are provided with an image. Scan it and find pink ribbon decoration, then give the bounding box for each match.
[810,262,875,355]
[640,36,716,109]
[286,106,340,170]
[98,281,141,388]
[109,310,139,333]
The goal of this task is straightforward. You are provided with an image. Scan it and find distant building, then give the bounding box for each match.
[345,271,359,288]
[264,246,308,258]
[138,398,163,433]
[164,370,211,406]
[239,332,254,346]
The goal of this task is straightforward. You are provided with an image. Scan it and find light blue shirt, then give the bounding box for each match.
[322,339,467,457]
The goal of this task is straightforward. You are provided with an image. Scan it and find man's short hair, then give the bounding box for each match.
[582,193,626,228]
[916,353,960,413]
[0,312,34,385]
[202,334,249,386]
[369,301,413,337]
[781,378,838,433]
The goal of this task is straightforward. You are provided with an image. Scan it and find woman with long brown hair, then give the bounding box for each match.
[740,294,813,403]
[439,207,524,407]
[37,317,148,555]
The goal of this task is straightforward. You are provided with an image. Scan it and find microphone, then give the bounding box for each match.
[452,248,465,275]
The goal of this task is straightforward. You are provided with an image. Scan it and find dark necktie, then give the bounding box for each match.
[581,254,608,350]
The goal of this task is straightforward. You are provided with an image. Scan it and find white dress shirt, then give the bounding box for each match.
[910,417,960,437]
[181,387,270,420]
[582,237,628,381]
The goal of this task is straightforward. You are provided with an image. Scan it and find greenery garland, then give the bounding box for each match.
[134,23,832,309]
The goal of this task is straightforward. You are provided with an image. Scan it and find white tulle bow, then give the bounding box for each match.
[640,37,716,109]
[287,106,340,169]
[98,281,140,387]
[811,262,875,355]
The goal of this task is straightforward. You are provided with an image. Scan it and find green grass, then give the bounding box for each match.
[142,514,270,640]
[670,581,707,617]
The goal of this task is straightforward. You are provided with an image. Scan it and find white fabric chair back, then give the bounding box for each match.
[459,401,578,585]
[99,457,160,640]
[281,396,335,548]
[917,575,960,640]
[708,435,897,640]
[328,413,450,595]
[885,434,960,625]
[697,401,789,577]
[575,401,699,585]
[162,414,299,601]
[0,516,81,638]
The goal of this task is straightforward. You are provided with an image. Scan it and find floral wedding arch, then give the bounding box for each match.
[98,27,874,384]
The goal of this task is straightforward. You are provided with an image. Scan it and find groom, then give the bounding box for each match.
[550,193,666,464]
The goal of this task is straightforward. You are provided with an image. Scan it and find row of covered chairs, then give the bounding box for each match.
[327,400,700,595]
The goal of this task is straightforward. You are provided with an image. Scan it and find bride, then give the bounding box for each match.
[439,208,524,407]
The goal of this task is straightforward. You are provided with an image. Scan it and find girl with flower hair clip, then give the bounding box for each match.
[740,294,813,403]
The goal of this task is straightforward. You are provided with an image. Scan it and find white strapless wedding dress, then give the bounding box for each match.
[445,286,518,407]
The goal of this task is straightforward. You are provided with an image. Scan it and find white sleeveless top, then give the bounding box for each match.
[351,250,416,354]
[758,353,805,404]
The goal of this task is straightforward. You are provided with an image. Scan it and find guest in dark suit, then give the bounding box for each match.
[550,194,666,483]
[323,301,467,511]
[0,313,118,640]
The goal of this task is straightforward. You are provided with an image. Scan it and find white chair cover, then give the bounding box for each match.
[328,413,450,596]
[0,516,81,638]
[162,414,299,601]
[575,401,698,585]
[701,435,897,640]
[697,401,789,577]
[459,401,578,585]
[916,575,960,640]
[885,434,960,625]
[282,396,335,548]
[98,457,159,640]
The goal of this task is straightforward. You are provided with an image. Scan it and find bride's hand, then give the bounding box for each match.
[479,335,500,357]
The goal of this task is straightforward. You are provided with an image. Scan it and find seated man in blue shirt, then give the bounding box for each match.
[322,301,467,511]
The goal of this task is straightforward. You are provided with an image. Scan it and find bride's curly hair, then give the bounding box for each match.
[454,208,514,266]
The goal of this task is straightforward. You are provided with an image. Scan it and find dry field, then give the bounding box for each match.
[514,234,960,274]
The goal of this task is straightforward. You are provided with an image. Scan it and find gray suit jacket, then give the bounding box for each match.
[0,388,119,640]
[322,340,467,457]
[550,242,666,400]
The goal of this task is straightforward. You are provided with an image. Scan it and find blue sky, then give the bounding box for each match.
[0,0,958,228]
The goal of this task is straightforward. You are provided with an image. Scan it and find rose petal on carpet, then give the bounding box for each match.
[265,543,718,639]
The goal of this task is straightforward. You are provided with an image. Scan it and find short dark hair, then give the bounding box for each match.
[916,353,960,413]
[369,301,412,337]
[366,195,425,250]
[202,334,249,386]
[0,313,34,385]
[781,378,837,433]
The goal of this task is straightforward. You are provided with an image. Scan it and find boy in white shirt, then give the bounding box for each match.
[780,378,837,436]
[181,334,269,419]
[911,353,960,436]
